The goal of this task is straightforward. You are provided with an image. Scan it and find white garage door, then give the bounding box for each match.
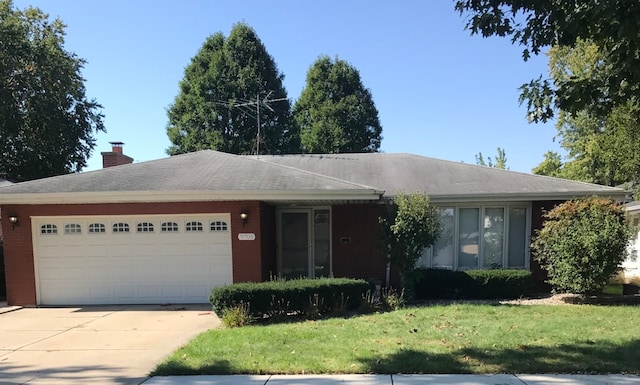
[32,214,233,305]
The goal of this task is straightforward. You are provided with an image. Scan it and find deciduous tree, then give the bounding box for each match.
[380,193,441,278]
[167,22,298,155]
[475,147,507,169]
[532,40,640,186]
[293,56,382,153]
[0,0,104,182]
[455,1,640,123]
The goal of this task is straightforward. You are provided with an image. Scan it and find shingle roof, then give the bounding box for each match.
[0,151,376,194]
[252,153,627,201]
[0,150,627,204]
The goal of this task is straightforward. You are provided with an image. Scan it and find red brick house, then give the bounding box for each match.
[0,147,627,306]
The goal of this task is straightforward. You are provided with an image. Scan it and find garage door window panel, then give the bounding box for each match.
[41,224,58,235]
[186,221,203,232]
[137,222,154,232]
[64,223,82,234]
[88,223,106,233]
[113,223,130,233]
[210,221,228,231]
[161,222,179,232]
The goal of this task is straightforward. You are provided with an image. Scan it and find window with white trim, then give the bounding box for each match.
[112,223,130,233]
[210,221,228,231]
[185,221,203,232]
[64,223,82,234]
[137,222,154,232]
[40,224,58,235]
[161,222,179,232]
[88,223,106,233]
[423,204,530,270]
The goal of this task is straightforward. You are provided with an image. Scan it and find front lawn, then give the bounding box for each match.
[153,304,640,375]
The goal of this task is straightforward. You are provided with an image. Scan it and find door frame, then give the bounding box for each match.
[276,207,332,279]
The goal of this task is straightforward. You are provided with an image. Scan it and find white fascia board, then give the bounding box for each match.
[0,189,384,205]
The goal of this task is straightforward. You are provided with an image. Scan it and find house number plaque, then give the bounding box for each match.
[238,233,256,241]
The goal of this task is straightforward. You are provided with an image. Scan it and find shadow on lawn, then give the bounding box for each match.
[358,339,640,374]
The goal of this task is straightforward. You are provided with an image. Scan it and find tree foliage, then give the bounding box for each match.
[532,151,563,178]
[475,147,507,169]
[531,197,631,294]
[166,22,298,156]
[380,193,441,276]
[293,56,382,153]
[532,40,640,187]
[0,0,104,182]
[455,1,640,123]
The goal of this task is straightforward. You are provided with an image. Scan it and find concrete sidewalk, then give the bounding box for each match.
[143,374,640,385]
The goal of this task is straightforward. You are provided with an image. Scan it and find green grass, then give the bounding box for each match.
[153,304,640,375]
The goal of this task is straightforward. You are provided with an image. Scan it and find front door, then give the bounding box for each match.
[278,208,331,279]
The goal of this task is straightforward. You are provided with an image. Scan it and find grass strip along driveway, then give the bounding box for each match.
[153,304,640,375]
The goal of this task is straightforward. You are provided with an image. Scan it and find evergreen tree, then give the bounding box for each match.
[293,56,382,153]
[167,22,298,155]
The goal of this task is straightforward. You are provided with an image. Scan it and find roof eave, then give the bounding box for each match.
[426,191,629,203]
[0,189,384,205]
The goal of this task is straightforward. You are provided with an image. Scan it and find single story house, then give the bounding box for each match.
[0,145,627,306]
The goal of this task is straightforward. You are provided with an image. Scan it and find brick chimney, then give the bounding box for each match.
[101,141,133,168]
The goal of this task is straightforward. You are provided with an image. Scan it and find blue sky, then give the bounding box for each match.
[13,0,563,173]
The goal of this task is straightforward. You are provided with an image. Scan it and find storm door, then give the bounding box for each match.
[277,208,331,279]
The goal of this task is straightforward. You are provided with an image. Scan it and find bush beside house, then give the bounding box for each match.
[409,268,533,300]
[531,196,631,294]
[210,278,370,320]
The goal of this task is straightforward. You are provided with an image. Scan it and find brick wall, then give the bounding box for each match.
[2,201,265,306]
[101,152,133,168]
[530,200,565,291]
[331,204,389,285]
[260,203,277,280]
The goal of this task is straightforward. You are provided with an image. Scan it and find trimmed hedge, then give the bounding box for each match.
[210,278,370,317]
[410,268,533,300]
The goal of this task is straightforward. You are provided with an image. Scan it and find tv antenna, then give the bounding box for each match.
[232,91,288,156]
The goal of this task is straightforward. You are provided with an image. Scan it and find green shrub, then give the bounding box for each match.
[220,302,253,328]
[359,290,382,314]
[409,268,475,299]
[381,287,405,311]
[210,278,369,318]
[531,196,631,294]
[410,268,533,300]
[465,269,533,299]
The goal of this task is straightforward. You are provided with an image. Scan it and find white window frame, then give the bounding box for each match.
[424,203,531,270]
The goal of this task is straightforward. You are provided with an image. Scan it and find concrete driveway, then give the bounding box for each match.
[0,304,219,384]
